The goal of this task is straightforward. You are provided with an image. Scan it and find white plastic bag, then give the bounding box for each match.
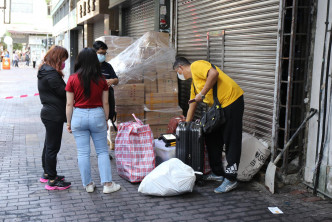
[138,158,196,196]
[237,133,270,181]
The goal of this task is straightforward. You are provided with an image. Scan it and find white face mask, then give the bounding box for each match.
[97,54,106,63]
[177,71,186,81]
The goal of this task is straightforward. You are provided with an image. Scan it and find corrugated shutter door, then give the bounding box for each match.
[93,18,105,40]
[123,0,155,38]
[177,0,280,142]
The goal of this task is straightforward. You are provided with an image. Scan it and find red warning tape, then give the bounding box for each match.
[2,93,39,99]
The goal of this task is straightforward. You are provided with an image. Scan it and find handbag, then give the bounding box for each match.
[108,86,117,131]
[115,114,155,182]
[195,64,226,134]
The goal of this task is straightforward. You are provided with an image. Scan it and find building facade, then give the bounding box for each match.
[305,0,332,198]
[2,0,52,64]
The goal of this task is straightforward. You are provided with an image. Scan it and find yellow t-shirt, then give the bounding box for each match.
[190,60,244,108]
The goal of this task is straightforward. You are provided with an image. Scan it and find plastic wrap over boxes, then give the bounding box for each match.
[145,110,182,125]
[114,84,144,106]
[145,92,178,110]
[110,32,181,138]
[95,36,135,61]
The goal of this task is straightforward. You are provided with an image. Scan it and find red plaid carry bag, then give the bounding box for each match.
[115,114,155,182]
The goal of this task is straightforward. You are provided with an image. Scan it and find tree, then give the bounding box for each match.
[13,43,23,51]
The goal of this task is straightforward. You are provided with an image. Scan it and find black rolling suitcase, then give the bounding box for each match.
[176,122,205,184]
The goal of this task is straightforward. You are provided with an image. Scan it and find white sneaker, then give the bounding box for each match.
[103,182,121,194]
[85,182,95,193]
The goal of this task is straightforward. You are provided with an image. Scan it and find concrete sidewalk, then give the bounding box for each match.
[0,67,331,222]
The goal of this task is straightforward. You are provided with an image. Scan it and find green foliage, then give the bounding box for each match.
[13,43,23,51]
[0,40,7,50]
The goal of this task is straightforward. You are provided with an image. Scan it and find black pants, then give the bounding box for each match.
[33,61,36,68]
[205,95,244,181]
[41,118,64,179]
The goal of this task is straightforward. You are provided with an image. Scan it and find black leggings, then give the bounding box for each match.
[41,118,64,179]
[205,95,244,181]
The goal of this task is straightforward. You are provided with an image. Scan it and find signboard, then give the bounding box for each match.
[76,0,108,24]
[29,36,44,45]
[77,0,100,24]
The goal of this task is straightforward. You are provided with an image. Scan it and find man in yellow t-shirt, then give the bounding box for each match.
[173,57,244,193]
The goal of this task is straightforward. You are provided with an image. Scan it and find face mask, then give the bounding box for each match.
[61,62,65,70]
[97,54,106,63]
[177,71,186,81]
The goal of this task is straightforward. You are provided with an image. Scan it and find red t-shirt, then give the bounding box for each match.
[65,73,108,108]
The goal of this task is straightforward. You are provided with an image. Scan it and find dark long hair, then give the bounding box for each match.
[40,45,68,77]
[74,48,103,99]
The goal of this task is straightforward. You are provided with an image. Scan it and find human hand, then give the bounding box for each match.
[67,124,72,133]
[194,93,203,103]
[106,79,113,87]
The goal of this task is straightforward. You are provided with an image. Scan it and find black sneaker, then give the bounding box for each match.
[45,178,71,190]
[40,173,65,183]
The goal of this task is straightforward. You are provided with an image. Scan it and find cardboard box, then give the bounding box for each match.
[144,79,158,93]
[157,71,177,80]
[140,46,157,59]
[144,31,170,47]
[116,105,144,124]
[145,92,179,110]
[157,78,178,93]
[156,62,173,74]
[145,110,183,125]
[96,36,134,47]
[144,71,157,79]
[126,79,144,84]
[114,84,144,106]
[149,124,168,138]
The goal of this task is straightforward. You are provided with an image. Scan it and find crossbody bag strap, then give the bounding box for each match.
[211,64,221,106]
[193,63,221,106]
[193,82,197,95]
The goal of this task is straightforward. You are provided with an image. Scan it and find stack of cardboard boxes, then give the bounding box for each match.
[113,31,182,138]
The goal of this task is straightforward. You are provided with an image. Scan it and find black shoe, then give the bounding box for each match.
[45,178,71,190]
[40,173,65,183]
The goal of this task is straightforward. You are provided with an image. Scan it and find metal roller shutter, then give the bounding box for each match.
[177,0,280,142]
[123,0,155,38]
[93,18,105,40]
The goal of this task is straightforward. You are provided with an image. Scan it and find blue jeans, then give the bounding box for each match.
[71,107,112,186]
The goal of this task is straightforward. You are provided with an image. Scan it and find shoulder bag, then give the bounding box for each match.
[195,64,226,134]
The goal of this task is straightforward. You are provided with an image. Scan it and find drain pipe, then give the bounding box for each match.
[314,25,332,195]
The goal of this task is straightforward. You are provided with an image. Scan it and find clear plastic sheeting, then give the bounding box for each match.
[109,31,176,84]
[110,31,181,138]
[95,36,135,62]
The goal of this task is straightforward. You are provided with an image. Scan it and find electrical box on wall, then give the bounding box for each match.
[159,0,170,33]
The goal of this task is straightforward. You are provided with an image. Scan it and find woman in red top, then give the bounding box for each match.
[65,48,121,193]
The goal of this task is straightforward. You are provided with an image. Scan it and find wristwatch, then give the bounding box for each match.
[199,92,205,99]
